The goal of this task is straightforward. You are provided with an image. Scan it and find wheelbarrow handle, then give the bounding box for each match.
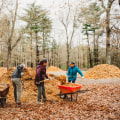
[54,76,82,79]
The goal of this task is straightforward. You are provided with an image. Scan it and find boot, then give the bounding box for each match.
[16,103,23,107]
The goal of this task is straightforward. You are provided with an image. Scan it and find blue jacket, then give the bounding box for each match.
[67,66,84,81]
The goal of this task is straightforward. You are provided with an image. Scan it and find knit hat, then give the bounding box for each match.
[42,58,47,63]
[70,62,75,65]
[21,64,25,68]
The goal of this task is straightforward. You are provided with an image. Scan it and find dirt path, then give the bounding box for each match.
[47,71,120,85]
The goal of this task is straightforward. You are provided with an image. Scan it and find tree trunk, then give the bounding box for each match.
[30,33,33,67]
[47,51,50,66]
[35,32,39,66]
[43,32,45,58]
[93,30,96,65]
[94,35,99,65]
[7,47,12,70]
[78,51,80,68]
[51,48,53,66]
[82,46,85,68]
[66,43,70,70]
[87,33,92,68]
[99,0,115,64]
[106,11,111,64]
[93,30,99,66]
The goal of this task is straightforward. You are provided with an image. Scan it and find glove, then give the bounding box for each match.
[46,78,50,80]
[36,82,40,84]
[21,72,24,76]
[21,80,24,85]
[48,78,50,80]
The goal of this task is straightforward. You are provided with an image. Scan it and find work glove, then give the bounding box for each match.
[48,78,50,80]
[21,72,24,76]
[36,82,40,84]
[21,80,24,85]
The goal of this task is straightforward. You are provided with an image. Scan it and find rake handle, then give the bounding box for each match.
[36,79,49,84]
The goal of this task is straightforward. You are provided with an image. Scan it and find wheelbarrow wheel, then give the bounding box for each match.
[60,91,67,99]
[0,98,4,108]
[3,98,6,104]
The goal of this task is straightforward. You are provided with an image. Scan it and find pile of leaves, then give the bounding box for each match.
[0,67,35,81]
[47,73,56,77]
[47,66,63,72]
[0,84,8,91]
[0,67,61,103]
[62,83,77,87]
[56,75,66,85]
[84,64,120,79]
[0,67,7,78]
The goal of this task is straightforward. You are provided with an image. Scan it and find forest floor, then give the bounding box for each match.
[0,71,120,120]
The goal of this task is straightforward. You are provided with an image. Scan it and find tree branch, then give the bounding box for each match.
[0,0,4,14]
[8,0,18,43]
[69,14,76,48]
[107,0,115,10]
[66,0,70,23]
[61,19,69,44]
[99,0,107,10]
[11,34,22,51]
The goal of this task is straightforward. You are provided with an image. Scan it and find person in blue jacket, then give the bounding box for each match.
[67,62,84,83]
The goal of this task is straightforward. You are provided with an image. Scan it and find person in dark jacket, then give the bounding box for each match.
[11,64,25,106]
[35,58,50,104]
[67,62,84,83]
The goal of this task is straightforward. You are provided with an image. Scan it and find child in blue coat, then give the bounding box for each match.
[67,62,84,83]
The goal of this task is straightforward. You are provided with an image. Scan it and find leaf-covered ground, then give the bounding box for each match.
[0,84,119,120]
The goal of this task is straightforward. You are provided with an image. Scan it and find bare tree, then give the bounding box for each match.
[0,0,22,70]
[99,0,115,64]
[59,0,78,69]
[6,0,22,70]
[0,0,7,14]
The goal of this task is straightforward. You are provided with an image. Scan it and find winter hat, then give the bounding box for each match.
[21,64,25,68]
[70,62,75,65]
[42,58,47,63]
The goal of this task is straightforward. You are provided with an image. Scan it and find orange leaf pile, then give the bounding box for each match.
[84,64,120,79]
[56,75,66,85]
[0,67,7,78]
[47,66,63,72]
[0,67,61,103]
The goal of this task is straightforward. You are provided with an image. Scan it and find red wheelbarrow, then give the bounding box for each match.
[58,83,82,101]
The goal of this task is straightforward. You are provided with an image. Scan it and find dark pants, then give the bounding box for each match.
[37,85,46,102]
[68,79,76,83]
